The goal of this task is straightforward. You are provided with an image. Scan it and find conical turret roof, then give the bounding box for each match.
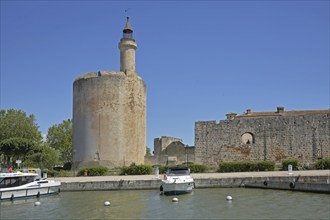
[123,17,133,33]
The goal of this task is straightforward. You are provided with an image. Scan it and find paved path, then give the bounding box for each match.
[56,170,330,183]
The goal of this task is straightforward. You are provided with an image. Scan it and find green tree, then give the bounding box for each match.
[25,143,60,169]
[0,109,42,164]
[46,119,72,164]
[146,146,151,156]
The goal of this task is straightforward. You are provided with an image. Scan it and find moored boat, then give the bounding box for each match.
[160,166,194,195]
[0,172,61,200]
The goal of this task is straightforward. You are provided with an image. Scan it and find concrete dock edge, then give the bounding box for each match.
[57,170,330,193]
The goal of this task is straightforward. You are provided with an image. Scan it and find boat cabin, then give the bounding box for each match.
[0,173,37,188]
[166,167,190,176]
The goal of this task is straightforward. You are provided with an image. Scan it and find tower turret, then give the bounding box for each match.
[119,17,137,75]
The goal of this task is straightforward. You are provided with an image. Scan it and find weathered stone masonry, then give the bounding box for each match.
[195,107,330,167]
[145,136,195,166]
[73,18,146,169]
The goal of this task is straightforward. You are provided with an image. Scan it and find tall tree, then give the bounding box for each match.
[146,147,151,156]
[0,109,42,164]
[47,119,72,164]
[25,143,60,169]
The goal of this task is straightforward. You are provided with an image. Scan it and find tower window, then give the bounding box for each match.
[123,32,133,39]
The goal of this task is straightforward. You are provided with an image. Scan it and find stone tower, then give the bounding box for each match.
[72,17,146,169]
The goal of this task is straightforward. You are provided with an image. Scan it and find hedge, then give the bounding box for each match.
[159,165,171,174]
[315,158,330,169]
[281,159,298,171]
[218,161,275,172]
[185,164,208,173]
[44,169,73,177]
[120,163,153,175]
[218,161,254,172]
[77,166,108,176]
[256,161,275,171]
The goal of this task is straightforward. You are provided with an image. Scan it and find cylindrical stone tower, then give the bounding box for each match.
[72,18,146,169]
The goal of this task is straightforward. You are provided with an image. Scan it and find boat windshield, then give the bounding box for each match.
[167,169,190,176]
[0,176,35,188]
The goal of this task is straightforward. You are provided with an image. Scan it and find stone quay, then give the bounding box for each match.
[56,170,330,193]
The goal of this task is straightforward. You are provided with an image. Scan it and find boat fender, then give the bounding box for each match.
[10,194,14,201]
[289,182,295,189]
[193,182,196,188]
[58,188,61,193]
[263,181,268,186]
[37,192,40,198]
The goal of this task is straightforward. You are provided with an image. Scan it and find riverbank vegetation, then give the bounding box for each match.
[77,166,109,176]
[218,161,275,172]
[315,157,330,169]
[0,109,72,171]
[281,159,298,170]
[120,163,153,175]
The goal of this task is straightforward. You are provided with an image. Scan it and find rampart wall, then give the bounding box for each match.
[195,109,330,167]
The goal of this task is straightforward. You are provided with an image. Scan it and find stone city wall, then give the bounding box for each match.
[195,110,330,167]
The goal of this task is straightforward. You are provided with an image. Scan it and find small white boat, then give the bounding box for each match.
[0,172,61,200]
[160,166,194,195]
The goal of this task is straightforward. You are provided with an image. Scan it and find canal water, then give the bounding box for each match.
[0,188,329,219]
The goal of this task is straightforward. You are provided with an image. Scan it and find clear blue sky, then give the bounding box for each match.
[1,1,329,150]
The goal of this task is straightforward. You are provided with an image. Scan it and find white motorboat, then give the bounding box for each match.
[160,166,194,195]
[0,172,61,200]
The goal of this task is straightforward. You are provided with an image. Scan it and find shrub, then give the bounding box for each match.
[77,166,108,176]
[218,161,275,172]
[257,161,275,171]
[120,163,153,175]
[58,170,73,177]
[218,161,253,172]
[281,159,298,171]
[47,169,59,177]
[158,165,173,174]
[185,164,208,173]
[218,162,234,173]
[53,166,64,171]
[315,158,330,169]
[46,169,73,177]
[42,168,49,174]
